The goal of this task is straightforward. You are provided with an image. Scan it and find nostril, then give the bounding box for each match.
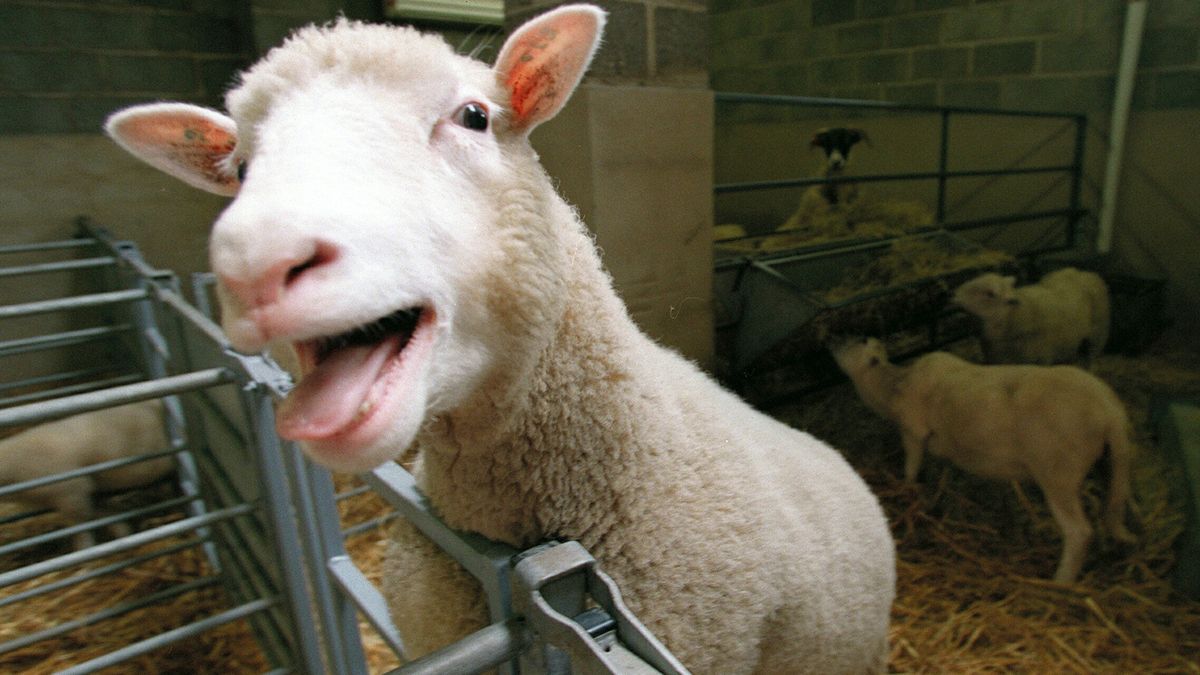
[285,242,338,288]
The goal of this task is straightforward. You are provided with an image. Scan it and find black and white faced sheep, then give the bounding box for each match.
[103,6,896,672]
[833,338,1137,584]
[0,399,173,550]
[809,127,869,207]
[953,267,1111,366]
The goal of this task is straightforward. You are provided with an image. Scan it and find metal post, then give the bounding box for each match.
[240,383,332,674]
[1068,115,1087,250]
[936,109,951,224]
[284,446,371,675]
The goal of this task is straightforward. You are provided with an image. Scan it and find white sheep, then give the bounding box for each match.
[952,267,1110,366]
[103,6,896,673]
[0,399,173,550]
[832,337,1136,584]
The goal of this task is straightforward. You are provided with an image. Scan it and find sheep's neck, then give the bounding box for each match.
[416,201,645,550]
[856,360,907,422]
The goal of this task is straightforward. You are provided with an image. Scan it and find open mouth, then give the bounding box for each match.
[303,308,423,370]
[276,306,433,446]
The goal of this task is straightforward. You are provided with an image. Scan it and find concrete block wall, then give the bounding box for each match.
[0,0,250,134]
[710,0,1200,113]
[507,0,709,87]
[511,1,716,365]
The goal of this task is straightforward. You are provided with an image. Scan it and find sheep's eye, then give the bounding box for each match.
[236,160,248,183]
[457,103,489,131]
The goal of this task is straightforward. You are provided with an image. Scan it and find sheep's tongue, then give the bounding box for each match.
[276,337,399,440]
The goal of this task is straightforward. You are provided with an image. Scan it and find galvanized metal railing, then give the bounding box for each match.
[6,218,693,673]
[713,92,1088,263]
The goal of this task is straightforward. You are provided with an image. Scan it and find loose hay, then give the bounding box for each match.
[774,332,1200,673]
[0,483,270,674]
[821,238,1014,304]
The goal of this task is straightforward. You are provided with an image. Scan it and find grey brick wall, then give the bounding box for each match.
[0,1,249,133]
[0,0,384,135]
[709,0,1200,113]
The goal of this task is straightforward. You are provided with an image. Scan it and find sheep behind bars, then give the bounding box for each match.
[0,399,173,550]
[104,5,896,673]
[833,338,1136,584]
[954,267,1111,366]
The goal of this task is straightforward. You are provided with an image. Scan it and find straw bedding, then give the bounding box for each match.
[773,332,1200,673]
[0,481,271,673]
[4,333,1198,673]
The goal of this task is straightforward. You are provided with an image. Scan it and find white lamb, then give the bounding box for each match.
[0,399,173,550]
[832,337,1136,584]
[952,267,1110,366]
[103,6,896,673]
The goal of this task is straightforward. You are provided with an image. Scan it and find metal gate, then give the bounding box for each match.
[1,219,687,675]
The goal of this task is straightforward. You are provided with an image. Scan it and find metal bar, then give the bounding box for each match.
[713,91,1082,119]
[327,554,407,658]
[290,448,371,674]
[0,365,129,395]
[242,387,334,673]
[0,506,50,526]
[0,446,180,499]
[0,324,132,358]
[341,512,398,539]
[0,538,205,610]
[715,208,1082,271]
[0,368,234,428]
[0,238,97,254]
[937,110,951,222]
[0,288,147,320]
[336,484,372,501]
[0,575,221,656]
[0,373,143,408]
[1067,115,1087,250]
[0,256,116,279]
[388,618,527,675]
[713,164,1074,195]
[55,596,278,675]
[942,207,1083,232]
[0,493,199,557]
[153,283,232,349]
[364,464,519,626]
[78,218,172,282]
[0,503,255,590]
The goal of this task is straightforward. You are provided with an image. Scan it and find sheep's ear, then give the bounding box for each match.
[105,103,240,196]
[494,4,606,134]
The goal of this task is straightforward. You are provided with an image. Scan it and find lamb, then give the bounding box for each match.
[778,127,869,232]
[0,399,173,550]
[832,337,1136,584]
[103,6,896,673]
[952,267,1110,366]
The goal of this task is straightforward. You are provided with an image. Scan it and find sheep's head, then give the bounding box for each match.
[811,127,869,173]
[952,272,1017,317]
[830,336,888,377]
[104,5,606,472]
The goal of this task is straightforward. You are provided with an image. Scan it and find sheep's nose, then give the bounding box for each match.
[218,241,338,311]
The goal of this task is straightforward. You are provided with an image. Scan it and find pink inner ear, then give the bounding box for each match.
[503,14,597,129]
[118,113,239,191]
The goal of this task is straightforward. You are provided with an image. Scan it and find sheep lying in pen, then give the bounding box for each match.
[103,5,896,673]
[953,267,1110,366]
[0,399,172,550]
[832,337,1137,584]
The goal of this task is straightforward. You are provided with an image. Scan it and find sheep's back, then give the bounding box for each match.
[0,401,171,491]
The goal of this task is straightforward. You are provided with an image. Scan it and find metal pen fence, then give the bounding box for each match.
[1,219,687,674]
[711,93,1091,400]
